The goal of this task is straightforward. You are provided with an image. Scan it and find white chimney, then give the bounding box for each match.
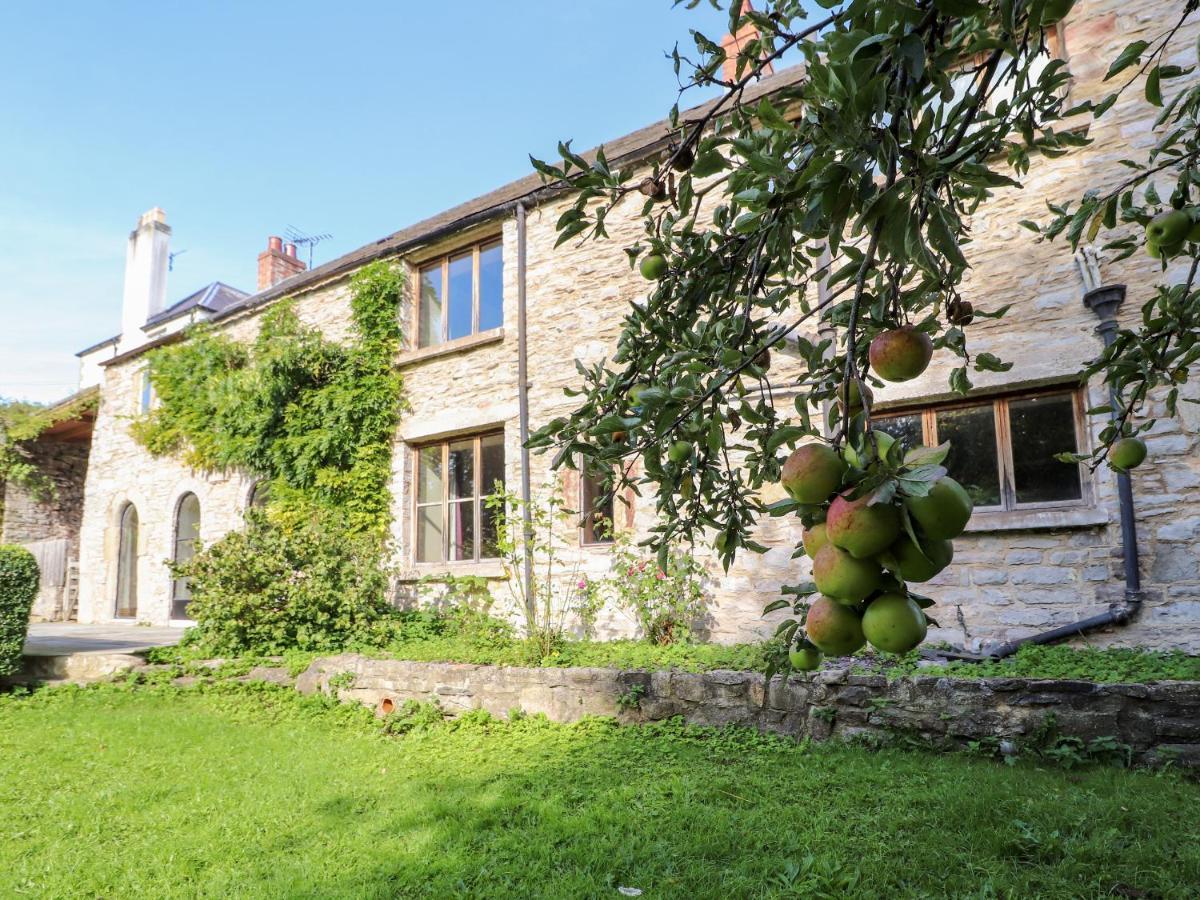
[120,207,171,345]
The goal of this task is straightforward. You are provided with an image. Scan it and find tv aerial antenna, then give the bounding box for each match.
[283,225,333,269]
[168,249,188,272]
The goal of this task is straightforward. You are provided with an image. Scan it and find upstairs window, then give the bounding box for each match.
[415,431,505,563]
[417,240,503,348]
[931,29,1065,130]
[138,370,154,413]
[873,388,1087,513]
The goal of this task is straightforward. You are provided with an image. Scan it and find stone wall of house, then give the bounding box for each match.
[74,0,1200,650]
[1,438,91,621]
[504,0,1200,652]
[0,439,89,548]
[296,654,1200,768]
[73,280,358,625]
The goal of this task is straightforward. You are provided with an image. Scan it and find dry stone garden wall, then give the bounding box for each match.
[296,654,1200,768]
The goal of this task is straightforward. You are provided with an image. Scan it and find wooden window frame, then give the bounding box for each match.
[580,464,617,547]
[413,430,504,565]
[875,386,1092,514]
[171,492,200,617]
[414,238,503,349]
[114,502,139,619]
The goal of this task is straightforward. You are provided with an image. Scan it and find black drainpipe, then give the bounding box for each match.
[990,284,1142,658]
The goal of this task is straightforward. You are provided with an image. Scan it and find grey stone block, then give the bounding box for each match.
[287,655,1200,768]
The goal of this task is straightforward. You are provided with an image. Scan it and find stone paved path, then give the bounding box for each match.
[23,623,185,656]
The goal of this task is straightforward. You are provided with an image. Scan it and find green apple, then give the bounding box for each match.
[667,440,694,464]
[1146,210,1191,248]
[640,254,668,280]
[789,647,823,671]
[1110,437,1147,472]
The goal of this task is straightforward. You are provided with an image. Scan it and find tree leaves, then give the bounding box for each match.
[904,441,951,468]
[530,0,1200,610]
[690,150,728,178]
[1146,66,1163,107]
[1105,41,1149,81]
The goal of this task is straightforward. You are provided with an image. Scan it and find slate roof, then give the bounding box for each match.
[74,335,119,358]
[144,281,249,328]
[77,282,249,356]
[99,63,808,367]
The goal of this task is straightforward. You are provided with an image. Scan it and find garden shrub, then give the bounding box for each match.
[485,486,601,656]
[134,262,408,654]
[607,534,708,644]
[0,545,38,675]
[179,509,395,655]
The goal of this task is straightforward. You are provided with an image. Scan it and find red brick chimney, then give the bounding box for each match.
[721,1,775,83]
[257,235,306,291]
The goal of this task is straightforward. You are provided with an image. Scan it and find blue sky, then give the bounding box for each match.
[0,1,748,403]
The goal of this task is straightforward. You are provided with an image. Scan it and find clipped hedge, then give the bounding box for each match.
[0,545,39,675]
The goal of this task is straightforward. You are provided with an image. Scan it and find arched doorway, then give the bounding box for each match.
[247,480,270,512]
[115,503,139,618]
[172,493,201,619]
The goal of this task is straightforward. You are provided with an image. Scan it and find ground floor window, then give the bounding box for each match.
[115,503,139,618]
[171,493,201,619]
[580,464,616,545]
[247,480,270,511]
[873,387,1088,512]
[415,432,505,563]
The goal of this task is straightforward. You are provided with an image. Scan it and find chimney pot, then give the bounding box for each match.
[257,234,307,291]
[721,0,774,84]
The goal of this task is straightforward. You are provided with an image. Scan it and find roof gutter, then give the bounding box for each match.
[989,284,1142,658]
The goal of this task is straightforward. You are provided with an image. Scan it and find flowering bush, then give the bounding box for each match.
[485,486,597,657]
[607,534,708,645]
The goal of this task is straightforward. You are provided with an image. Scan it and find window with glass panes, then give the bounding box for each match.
[873,389,1088,512]
[937,29,1065,124]
[417,240,503,348]
[580,464,616,545]
[138,369,154,413]
[414,432,505,563]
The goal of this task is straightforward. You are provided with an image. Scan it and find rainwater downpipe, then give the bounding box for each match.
[516,202,535,620]
[990,284,1142,657]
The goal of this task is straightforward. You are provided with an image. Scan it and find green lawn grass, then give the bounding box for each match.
[2,683,1198,898]
[159,620,1200,684]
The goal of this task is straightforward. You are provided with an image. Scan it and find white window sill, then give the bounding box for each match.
[398,560,509,582]
[398,328,504,366]
[963,506,1109,534]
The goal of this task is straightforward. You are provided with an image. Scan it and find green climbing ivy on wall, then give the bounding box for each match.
[132,261,409,652]
[0,390,99,505]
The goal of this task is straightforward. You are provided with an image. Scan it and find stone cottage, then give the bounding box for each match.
[22,0,1198,652]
